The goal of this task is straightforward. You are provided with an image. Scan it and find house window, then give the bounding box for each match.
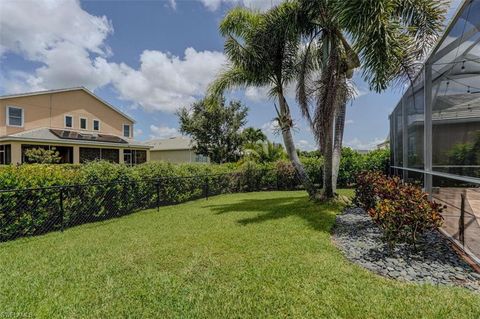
[65,115,73,128]
[124,149,146,165]
[6,106,23,127]
[93,119,100,131]
[80,117,87,130]
[79,147,100,163]
[21,144,73,164]
[0,144,11,165]
[101,148,119,163]
[79,147,119,164]
[195,154,208,163]
[123,124,131,138]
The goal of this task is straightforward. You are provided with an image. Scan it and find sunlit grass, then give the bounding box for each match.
[0,190,478,318]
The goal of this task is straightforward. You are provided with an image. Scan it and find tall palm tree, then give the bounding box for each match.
[294,0,446,199]
[209,4,319,199]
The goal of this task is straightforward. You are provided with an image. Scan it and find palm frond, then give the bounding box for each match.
[208,65,264,97]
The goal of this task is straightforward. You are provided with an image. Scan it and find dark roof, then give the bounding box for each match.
[50,129,128,144]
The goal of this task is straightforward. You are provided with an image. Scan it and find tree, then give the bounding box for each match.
[24,147,61,164]
[209,4,318,199]
[242,127,266,145]
[242,140,287,163]
[292,0,446,199]
[178,95,248,164]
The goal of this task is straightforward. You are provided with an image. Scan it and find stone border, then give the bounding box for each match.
[332,207,480,292]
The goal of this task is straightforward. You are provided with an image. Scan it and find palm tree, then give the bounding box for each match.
[242,127,267,145]
[242,140,287,163]
[293,0,446,199]
[209,4,318,199]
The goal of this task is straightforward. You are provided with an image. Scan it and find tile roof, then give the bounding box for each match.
[144,136,195,151]
[0,128,150,148]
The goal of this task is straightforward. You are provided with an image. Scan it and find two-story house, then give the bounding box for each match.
[0,87,151,165]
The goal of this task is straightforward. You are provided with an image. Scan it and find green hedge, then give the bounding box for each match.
[0,148,389,241]
[0,147,389,191]
[0,161,301,241]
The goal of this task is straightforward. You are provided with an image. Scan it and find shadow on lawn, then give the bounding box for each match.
[204,195,344,232]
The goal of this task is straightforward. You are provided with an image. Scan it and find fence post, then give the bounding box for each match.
[459,193,465,246]
[59,187,64,232]
[204,177,209,200]
[156,180,161,212]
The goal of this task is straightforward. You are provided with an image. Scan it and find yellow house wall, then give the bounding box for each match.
[0,90,134,138]
[150,150,196,163]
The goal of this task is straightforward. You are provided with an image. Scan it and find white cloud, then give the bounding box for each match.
[0,0,113,92]
[135,128,143,137]
[0,0,112,59]
[245,86,271,102]
[108,48,226,113]
[295,139,315,151]
[344,137,384,150]
[245,82,298,103]
[196,0,282,11]
[1,0,226,114]
[149,125,179,139]
[261,120,280,135]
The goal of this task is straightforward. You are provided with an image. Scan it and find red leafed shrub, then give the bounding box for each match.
[354,171,445,248]
[353,171,400,211]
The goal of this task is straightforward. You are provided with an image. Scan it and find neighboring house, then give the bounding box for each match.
[0,87,151,165]
[377,136,390,150]
[356,149,370,155]
[144,136,209,163]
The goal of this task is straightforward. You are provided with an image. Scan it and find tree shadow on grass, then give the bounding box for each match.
[204,196,345,233]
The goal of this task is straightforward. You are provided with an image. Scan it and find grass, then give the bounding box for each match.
[0,190,479,318]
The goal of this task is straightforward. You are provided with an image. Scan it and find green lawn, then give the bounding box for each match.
[0,191,479,318]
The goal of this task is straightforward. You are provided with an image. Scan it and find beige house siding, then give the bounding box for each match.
[0,89,134,138]
[150,149,196,163]
[0,88,149,165]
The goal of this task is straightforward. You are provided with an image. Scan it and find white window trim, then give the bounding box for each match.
[64,115,73,129]
[6,106,24,127]
[122,124,131,138]
[93,119,100,131]
[79,117,88,130]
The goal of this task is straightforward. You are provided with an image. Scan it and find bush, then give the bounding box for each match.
[24,147,62,164]
[338,148,363,187]
[363,149,390,174]
[354,171,444,248]
[0,160,306,241]
[353,171,399,211]
[301,156,323,186]
[0,149,390,242]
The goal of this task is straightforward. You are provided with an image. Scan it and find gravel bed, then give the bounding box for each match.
[333,207,480,292]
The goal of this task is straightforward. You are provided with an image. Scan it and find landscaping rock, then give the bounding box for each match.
[332,207,480,292]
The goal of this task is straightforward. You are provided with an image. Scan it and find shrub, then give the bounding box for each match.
[274,160,298,190]
[338,148,363,187]
[363,149,390,174]
[24,147,62,164]
[301,156,323,186]
[353,171,399,211]
[354,171,444,248]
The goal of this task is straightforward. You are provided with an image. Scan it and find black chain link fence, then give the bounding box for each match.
[0,169,302,242]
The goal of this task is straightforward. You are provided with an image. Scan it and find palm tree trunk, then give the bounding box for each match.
[332,101,346,193]
[277,93,318,199]
[322,118,335,199]
[316,43,341,200]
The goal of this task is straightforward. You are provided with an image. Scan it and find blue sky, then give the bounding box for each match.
[0,0,460,150]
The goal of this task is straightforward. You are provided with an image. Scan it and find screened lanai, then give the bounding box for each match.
[390,0,480,262]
